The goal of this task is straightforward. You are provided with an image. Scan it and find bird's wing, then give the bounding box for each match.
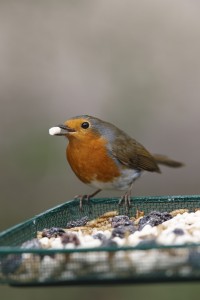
[111,133,160,173]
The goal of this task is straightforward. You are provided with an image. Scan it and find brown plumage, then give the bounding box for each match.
[49,115,184,209]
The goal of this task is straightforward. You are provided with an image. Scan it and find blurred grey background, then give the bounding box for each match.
[0,0,200,299]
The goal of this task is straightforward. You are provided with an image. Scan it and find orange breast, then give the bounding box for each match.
[66,134,120,184]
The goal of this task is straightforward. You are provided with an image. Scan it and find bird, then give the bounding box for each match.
[49,115,183,210]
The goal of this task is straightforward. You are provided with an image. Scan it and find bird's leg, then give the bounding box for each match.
[118,172,141,213]
[118,183,134,213]
[74,189,101,210]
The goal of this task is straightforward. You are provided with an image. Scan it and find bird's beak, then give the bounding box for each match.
[49,124,75,136]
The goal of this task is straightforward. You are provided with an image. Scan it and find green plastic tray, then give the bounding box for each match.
[1,195,200,286]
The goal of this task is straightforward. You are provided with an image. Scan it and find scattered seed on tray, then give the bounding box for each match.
[66,216,89,228]
[111,215,133,228]
[3,208,200,283]
[61,232,80,246]
[41,227,66,238]
[138,211,172,230]
[111,225,136,238]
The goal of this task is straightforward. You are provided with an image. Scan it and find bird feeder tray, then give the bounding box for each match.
[1,195,200,286]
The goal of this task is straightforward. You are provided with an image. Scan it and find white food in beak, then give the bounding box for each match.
[49,127,62,136]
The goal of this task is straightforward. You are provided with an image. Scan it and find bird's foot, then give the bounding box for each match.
[118,191,132,213]
[74,189,101,210]
[74,194,90,210]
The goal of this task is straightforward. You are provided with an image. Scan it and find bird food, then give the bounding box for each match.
[1,196,200,286]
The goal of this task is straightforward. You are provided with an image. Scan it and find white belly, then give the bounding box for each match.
[89,169,141,191]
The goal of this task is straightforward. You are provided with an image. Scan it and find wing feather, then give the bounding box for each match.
[111,133,160,173]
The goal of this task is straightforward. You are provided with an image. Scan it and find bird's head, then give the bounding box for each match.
[49,115,106,141]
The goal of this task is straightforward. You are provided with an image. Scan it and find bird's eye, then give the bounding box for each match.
[81,122,90,129]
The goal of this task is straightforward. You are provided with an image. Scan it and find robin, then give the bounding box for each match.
[49,115,183,209]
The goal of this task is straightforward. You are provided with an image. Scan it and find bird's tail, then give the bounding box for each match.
[153,154,184,168]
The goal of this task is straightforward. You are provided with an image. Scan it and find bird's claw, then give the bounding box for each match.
[74,189,101,210]
[74,194,90,210]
